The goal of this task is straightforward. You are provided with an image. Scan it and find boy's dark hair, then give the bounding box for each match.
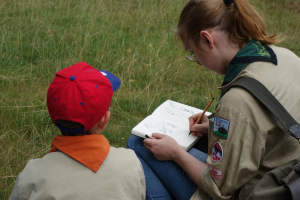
[55,119,92,136]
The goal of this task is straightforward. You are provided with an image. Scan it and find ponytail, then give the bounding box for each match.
[231,0,279,45]
[178,0,281,48]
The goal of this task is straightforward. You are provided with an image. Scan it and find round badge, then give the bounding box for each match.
[212,142,223,162]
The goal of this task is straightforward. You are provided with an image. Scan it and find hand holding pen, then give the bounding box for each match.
[189,98,214,136]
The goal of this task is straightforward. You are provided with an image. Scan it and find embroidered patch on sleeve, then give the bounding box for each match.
[212,142,223,162]
[207,163,223,179]
[213,116,230,139]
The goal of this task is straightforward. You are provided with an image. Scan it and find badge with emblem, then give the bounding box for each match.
[207,163,223,179]
[213,116,230,139]
[212,142,223,162]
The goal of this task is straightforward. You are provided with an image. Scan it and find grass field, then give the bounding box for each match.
[1,0,300,198]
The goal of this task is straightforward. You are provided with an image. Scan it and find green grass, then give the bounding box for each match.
[1,0,300,198]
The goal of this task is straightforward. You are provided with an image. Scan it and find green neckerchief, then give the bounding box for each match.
[218,40,277,101]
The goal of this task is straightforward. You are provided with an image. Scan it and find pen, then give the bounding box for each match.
[189,98,214,135]
[145,134,151,139]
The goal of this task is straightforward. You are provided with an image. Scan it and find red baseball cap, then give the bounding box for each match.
[47,62,121,133]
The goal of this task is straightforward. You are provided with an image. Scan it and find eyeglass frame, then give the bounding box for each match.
[185,52,198,62]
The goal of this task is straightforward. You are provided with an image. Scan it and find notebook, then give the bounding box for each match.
[131,100,211,151]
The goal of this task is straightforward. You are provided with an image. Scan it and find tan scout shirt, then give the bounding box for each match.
[192,46,300,200]
[9,147,146,200]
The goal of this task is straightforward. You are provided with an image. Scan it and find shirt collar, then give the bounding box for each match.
[216,40,277,104]
[49,134,110,173]
[222,40,277,87]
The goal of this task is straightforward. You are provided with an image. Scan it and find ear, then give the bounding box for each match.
[98,111,111,130]
[199,30,214,49]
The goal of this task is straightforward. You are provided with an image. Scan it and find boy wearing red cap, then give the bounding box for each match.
[9,62,146,200]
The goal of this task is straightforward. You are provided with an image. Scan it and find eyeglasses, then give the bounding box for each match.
[185,52,198,62]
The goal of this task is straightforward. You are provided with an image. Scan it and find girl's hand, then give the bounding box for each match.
[188,113,209,137]
[143,133,183,161]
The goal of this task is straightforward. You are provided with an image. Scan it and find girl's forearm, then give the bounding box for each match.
[173,148,208,192]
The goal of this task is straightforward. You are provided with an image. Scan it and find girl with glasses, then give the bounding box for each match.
[127,0,300,199]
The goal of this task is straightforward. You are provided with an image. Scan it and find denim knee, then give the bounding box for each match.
[126,135,144,149]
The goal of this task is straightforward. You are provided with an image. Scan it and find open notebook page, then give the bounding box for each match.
[152,100,211,126]
[131,100,212,150]
[131,115,199,150]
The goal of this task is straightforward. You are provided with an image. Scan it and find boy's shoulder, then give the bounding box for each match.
[107,146,139,158]
[21,147,141,176]
[20,151,75,176]
[11,148,145,200]
[103,146,142,168]
[108,146,136,155]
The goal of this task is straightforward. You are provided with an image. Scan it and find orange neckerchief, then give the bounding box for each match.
[49,134,110,173]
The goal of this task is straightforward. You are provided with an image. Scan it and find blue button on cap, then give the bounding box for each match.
[70,76,76,81]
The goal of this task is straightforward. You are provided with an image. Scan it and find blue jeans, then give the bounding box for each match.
[126,135,208,200]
